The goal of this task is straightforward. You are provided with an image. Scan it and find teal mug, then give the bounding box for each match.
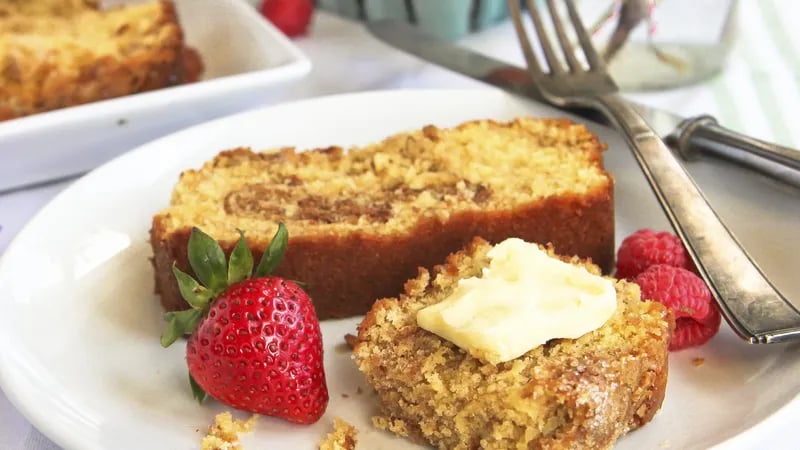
[317,0,512,40]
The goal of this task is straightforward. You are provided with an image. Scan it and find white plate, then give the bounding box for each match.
[0,0,311,192]
[0,90,798,450]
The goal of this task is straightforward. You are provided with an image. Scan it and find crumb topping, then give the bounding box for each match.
[161,118,610,240]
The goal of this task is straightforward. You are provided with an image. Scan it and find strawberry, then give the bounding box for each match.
[259,0,314,38]
[160,224,329,424]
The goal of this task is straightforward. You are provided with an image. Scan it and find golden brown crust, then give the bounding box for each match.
[152,186,613,319]
[354,238,671,450]
[151,118,614,319]
[0,0,202,121]
[0,0,99,17]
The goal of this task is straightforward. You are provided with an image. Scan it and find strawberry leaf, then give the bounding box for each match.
[189,373,207,403]
[160,309,204,348]
[291,279,308,288]
[187,227,227,293]
[255,223,288,278]
[227,229,253,285]
[172,264,211,309]
[291,279,309,292]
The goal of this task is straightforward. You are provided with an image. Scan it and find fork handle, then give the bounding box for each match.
[597,94,800,343]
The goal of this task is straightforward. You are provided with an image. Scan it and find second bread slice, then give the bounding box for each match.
[151,117,615,319]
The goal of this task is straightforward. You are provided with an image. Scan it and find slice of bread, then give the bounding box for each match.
[0,0,202,121]
[151,118,615,319]
[354,237,672,450]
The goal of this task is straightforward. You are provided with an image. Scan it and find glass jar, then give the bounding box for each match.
[580,0,739,91]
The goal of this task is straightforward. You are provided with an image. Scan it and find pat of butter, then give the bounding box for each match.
[416,238,617,364]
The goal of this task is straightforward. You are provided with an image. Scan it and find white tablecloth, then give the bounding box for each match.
[1,1,798,448]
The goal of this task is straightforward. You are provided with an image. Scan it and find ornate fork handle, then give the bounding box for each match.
[596,93,800,343]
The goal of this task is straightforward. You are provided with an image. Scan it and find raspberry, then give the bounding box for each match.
[635,264,720,351]
[616,229,692,279]
[671,306,721,351]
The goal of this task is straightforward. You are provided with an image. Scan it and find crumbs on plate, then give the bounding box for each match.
[344,333,358,349]
[319,417,358,450]
[200,412,257,450]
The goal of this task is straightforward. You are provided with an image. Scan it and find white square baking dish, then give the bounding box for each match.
[0,0,311,192]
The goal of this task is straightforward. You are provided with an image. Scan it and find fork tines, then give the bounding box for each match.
[508,0,605,75]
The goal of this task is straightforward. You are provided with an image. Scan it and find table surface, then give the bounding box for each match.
[1,1,799,448]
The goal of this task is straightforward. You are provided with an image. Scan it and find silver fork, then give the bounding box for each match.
[508,0,800,344]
